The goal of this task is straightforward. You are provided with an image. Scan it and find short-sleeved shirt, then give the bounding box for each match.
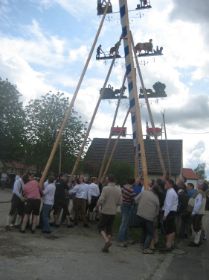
[23,180,41,200]
[43,183,56,205]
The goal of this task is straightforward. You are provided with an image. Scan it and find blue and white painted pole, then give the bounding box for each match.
[119,0,148,185]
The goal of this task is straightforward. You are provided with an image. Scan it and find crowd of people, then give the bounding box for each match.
[4,172,209,254]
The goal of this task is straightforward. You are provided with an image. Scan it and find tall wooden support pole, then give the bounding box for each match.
[98,73,126,182]
[39,6,108,187]
[162,112,171,177]
[119,0,148,188]
[131,34,166,177]
[59,140,62,174]
[71,38,122,176]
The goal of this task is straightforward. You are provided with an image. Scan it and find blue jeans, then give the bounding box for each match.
[138,216,154,249]
[41,204,52,232]
[118,204,133,242]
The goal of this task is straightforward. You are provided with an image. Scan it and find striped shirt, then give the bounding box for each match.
[122,184,136,205]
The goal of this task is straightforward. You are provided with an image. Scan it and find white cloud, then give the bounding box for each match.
[0,51,52,100]
[37,0,96,18]
[69,45,88,62]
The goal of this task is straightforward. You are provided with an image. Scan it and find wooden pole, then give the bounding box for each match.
[98,73,126,182]
[39,5,108,187]
[132,66,148,186]
[131,33,167,177]
[101,108,130,183]
[71,38,122,176]
[119,0,148,188]
[58,140,62,174]
[162,112,171,177]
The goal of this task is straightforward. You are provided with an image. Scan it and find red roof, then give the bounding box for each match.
[4,161,36,171]
[182,168,199,180]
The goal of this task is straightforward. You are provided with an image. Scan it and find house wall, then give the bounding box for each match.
[186,179,198,188]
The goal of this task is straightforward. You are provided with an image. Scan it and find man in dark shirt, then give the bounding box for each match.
[53,174,71,227]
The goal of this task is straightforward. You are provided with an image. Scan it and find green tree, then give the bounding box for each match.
[108,161,134,185]
[0,78,25,160]
[194,163,206,180]
[24,92,88,173]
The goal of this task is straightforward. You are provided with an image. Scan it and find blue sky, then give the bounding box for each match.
[1,0,209,177]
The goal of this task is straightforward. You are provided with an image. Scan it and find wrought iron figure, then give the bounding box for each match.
[141,0,148,7]
[101,84,127,99]
[97,0,112,15]
[96,44,105,58]
[139,82,167,98]
[153,46,163,55]
[135,39,153,54]
[109,41,120,56]
[136,0,151,10]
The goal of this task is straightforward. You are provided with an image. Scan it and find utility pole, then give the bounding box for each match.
[119,0,148,188]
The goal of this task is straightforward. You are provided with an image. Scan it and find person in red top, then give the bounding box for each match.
[21,173,41,233]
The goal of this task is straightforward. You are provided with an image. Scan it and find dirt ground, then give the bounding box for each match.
[0,189,202,280]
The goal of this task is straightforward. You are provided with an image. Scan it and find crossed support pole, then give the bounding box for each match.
[70,37,123,176]
[39,4,109,187]
[98,73,127,182]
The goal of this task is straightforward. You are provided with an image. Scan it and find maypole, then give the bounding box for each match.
[119,0,148,188]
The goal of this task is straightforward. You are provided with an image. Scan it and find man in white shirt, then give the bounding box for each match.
[6,175,25,229]
[41,176,56,233]
[162,179,178,251]
[189,181,206,247]
[88,177,100,221]
[69,175,89,227]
